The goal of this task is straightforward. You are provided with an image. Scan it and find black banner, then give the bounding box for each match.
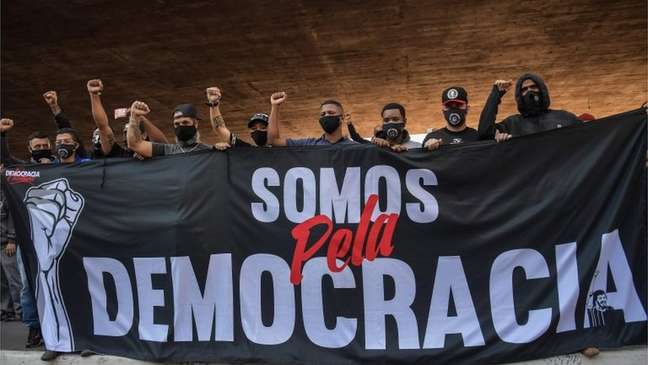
[3,109,647,364]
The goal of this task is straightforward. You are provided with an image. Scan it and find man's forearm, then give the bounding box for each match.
[141,117,168,143]
[478,85,504,139]
[268,104,281,144]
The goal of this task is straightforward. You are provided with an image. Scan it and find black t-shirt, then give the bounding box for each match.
[106,143,133,158]
[422,127,479,146]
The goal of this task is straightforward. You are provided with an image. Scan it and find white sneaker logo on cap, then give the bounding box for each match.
[447,89,459,99]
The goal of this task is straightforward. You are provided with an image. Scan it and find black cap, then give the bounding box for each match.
[172,104,200,120]
[247,113,269,128]
[442,87,468,104]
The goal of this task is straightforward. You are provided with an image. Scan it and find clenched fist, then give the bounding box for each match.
[494,80,513,92]
[87,79,104,95]
[270,92,287,105]
[24,178,84,272]
[43,91,58,106]
[206,87,222,105]
[129,101,150,119]
[0,118,14,133]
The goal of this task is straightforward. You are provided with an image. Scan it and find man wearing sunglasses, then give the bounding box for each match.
[423,87,480,151]
[478,73,581,142]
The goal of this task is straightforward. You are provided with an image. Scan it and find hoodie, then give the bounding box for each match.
[478,73,581,139]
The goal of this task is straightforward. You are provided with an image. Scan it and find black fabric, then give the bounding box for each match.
[106,143,132,158]
[2,108,646,365]
[422,127,479,146]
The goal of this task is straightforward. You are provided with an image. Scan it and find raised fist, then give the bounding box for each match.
[494,80,513,92]
[270,91,287,105]
[129,101,150,118]
[87,79,104,95]
[43,91,58,106]
[0,118,14,133]
[206,87,222,105]
[24,178,84,273]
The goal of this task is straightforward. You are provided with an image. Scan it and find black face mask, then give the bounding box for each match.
[383,122,405,140]
[319,116,341,134]
[31,149,52,162]
[175,125,197,142]
[521,91,543,115]
[250,130,268,146]
[444,108,466,127]
[56,144,76,160]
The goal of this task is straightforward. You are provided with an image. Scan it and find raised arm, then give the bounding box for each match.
[43,90,72,129]
[87,79,115,155]
[205,87,231,143]
[126,101,153,158]
[478,80,512,139]
[267,91,288,146]
[140,116,168,143]
[0,118,23,165]
[345,113,371,144]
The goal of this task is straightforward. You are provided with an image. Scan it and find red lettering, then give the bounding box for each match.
[290,194,400,285]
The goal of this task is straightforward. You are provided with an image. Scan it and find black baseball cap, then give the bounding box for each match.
[442,87,468,104]
[172,104,200,120]
[247,113,269,128]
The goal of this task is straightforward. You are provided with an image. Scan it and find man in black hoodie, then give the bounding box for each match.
[478,73,582,142]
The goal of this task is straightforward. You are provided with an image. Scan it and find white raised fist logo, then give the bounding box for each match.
[24,178,84,352]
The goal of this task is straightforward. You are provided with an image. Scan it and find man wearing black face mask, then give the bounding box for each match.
[126,101,217,157]
[55,128,91,164]
[422,87,479,150]
[372,103,420,152]
[267,92,357,146]
[478,73,581,142]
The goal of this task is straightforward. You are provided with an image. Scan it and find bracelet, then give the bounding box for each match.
[205,101,220,107]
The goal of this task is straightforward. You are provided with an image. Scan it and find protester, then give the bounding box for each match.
[422,86,480,150]
[42,91,90,159]
[126,101,220,157]
[0,119,47,356]
[371,103,420,151]
[267,92,357,146]
[55,128,91,164]
[478,73,582,142]
[0,166,21,324]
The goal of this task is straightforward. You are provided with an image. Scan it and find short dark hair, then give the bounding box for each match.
[56,128,82,144]
[381,103,406,120]
[27,131,49,143]
[320,99,344,113]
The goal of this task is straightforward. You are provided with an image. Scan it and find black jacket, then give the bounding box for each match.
[478,73,582,139]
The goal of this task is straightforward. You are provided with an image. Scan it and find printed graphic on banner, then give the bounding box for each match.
[24,178,85,351]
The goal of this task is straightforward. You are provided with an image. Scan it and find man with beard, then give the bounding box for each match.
[205,87,270,148]
[478,73,581,142]
[126,101,216,157]
[422,87,479,150]
[86,79,168,158]
[266,92,357,146]
[371,103,420,152]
